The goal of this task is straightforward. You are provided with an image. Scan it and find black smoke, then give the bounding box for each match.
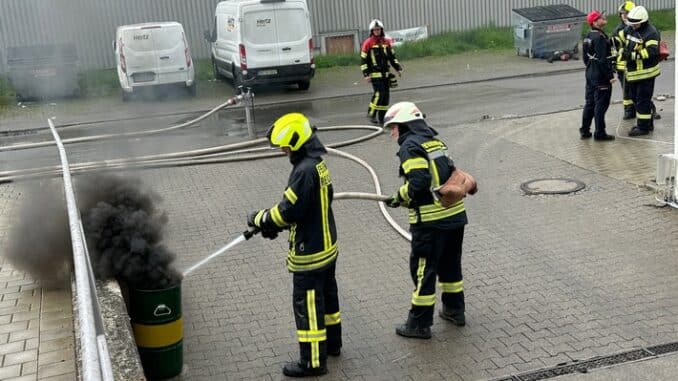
[78,174,181,290]
[5,181,72,289]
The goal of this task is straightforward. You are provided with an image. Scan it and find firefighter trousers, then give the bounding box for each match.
[292,262,341,369]
[581,81,612,137]
[628,78,656,131]
[368,77,390,123]
[616,70,635,114]
[407,226,465,328]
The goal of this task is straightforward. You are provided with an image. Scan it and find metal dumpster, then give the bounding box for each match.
[513,4,586,59]
[6,43,81,101]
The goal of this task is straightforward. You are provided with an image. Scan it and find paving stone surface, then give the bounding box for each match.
[87,104,675,380]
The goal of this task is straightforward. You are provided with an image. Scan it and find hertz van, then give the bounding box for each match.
[205,0,315,90]
[115,22,196,101]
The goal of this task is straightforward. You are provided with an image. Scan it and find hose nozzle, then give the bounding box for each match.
[243,228,260,240]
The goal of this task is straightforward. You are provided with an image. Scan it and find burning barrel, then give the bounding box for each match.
[129,283,183,379]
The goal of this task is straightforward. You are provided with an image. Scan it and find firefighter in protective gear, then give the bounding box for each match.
[611,1,636,119]
[361,19,403,125]
[247,113,341,377]
[622,6,661,136]
[580,10,616,141]
[383,102,469,339]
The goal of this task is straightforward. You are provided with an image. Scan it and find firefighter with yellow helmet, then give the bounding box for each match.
[611,1,636,119]
[247,113,341,377]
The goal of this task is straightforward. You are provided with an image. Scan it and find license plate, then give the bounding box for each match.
[258,69,277,76]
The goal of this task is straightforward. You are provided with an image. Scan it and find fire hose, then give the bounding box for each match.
[0,97,414,276]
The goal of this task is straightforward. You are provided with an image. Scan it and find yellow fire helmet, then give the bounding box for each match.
[267,113,313,151]
[618,1,635,14]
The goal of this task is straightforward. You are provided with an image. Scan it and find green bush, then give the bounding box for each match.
[78,68,119,97]
[649,8,675,32]
[0,76,15,105]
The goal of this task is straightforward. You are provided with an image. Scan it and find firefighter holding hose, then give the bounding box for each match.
[247,113,341,377]
[383,102,474,339]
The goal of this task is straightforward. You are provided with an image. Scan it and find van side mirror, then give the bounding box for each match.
[203,30,214,43]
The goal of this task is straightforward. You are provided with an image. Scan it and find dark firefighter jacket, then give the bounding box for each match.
[611,22,628,71]
[360,36,402,79]
[623,23,661,82]
[253,135,338,273]
[583,28,614,86]
[396,120,468,228]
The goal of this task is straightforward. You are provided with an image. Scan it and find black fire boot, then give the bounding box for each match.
[623,108,636,120]
[282,361,327,378]
[628,127,650,137]
[593,133,616,141]
[395,321,431,339]
[439,307,466,326]
[579,128,592,139]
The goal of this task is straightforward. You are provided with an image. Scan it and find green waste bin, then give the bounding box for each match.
[129,283,183,379]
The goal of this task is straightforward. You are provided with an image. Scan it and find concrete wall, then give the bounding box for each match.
[0,0,673,72]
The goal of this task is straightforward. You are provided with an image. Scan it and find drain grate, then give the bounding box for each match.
[646,342,678,355]
[492,342,678,381]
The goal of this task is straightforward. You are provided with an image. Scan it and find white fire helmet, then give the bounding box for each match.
[383,102,425,128]
[369,19,384,31]
[626,5,649,25]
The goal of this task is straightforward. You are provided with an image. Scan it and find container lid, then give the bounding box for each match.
[512,4,586,22]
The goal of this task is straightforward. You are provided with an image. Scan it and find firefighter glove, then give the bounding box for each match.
[247,210,280,240]
[385,192,402,208]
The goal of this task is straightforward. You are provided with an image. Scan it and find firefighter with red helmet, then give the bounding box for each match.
[383,102,469,339]
[360,19,403,125]
[247,113,341,377]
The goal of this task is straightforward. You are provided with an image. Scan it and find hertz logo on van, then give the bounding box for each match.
[256,19,271,27]
[133,34,150,40]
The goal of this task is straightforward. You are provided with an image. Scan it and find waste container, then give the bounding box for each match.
[6,43,81,101]
[512,4,586,59]
[129,283,183,380]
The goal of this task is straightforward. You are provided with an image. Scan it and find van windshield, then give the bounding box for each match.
[275,9,307,43]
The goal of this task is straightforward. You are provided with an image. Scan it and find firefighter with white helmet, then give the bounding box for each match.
[248,113,342,377]
[611,1,636,119]
[360,19,403,125]
[622,5,662,136]
[383,102,471,338]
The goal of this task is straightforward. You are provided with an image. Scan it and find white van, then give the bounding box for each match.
[205,0,315,90]
[115,22,195,101]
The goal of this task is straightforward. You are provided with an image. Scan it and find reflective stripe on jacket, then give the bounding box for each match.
[360,36,402,78]
[624,23,661,82]
[259,157,338,272]
[397,133,467,227]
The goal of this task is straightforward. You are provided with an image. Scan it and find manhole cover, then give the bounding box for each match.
[520,178,585,195]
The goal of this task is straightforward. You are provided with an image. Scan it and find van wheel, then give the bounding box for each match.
[297,81,310,91]
[213,59,225,80]
[186,83,197,97]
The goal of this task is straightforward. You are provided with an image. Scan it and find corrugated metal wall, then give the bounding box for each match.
[0,0,673,72]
